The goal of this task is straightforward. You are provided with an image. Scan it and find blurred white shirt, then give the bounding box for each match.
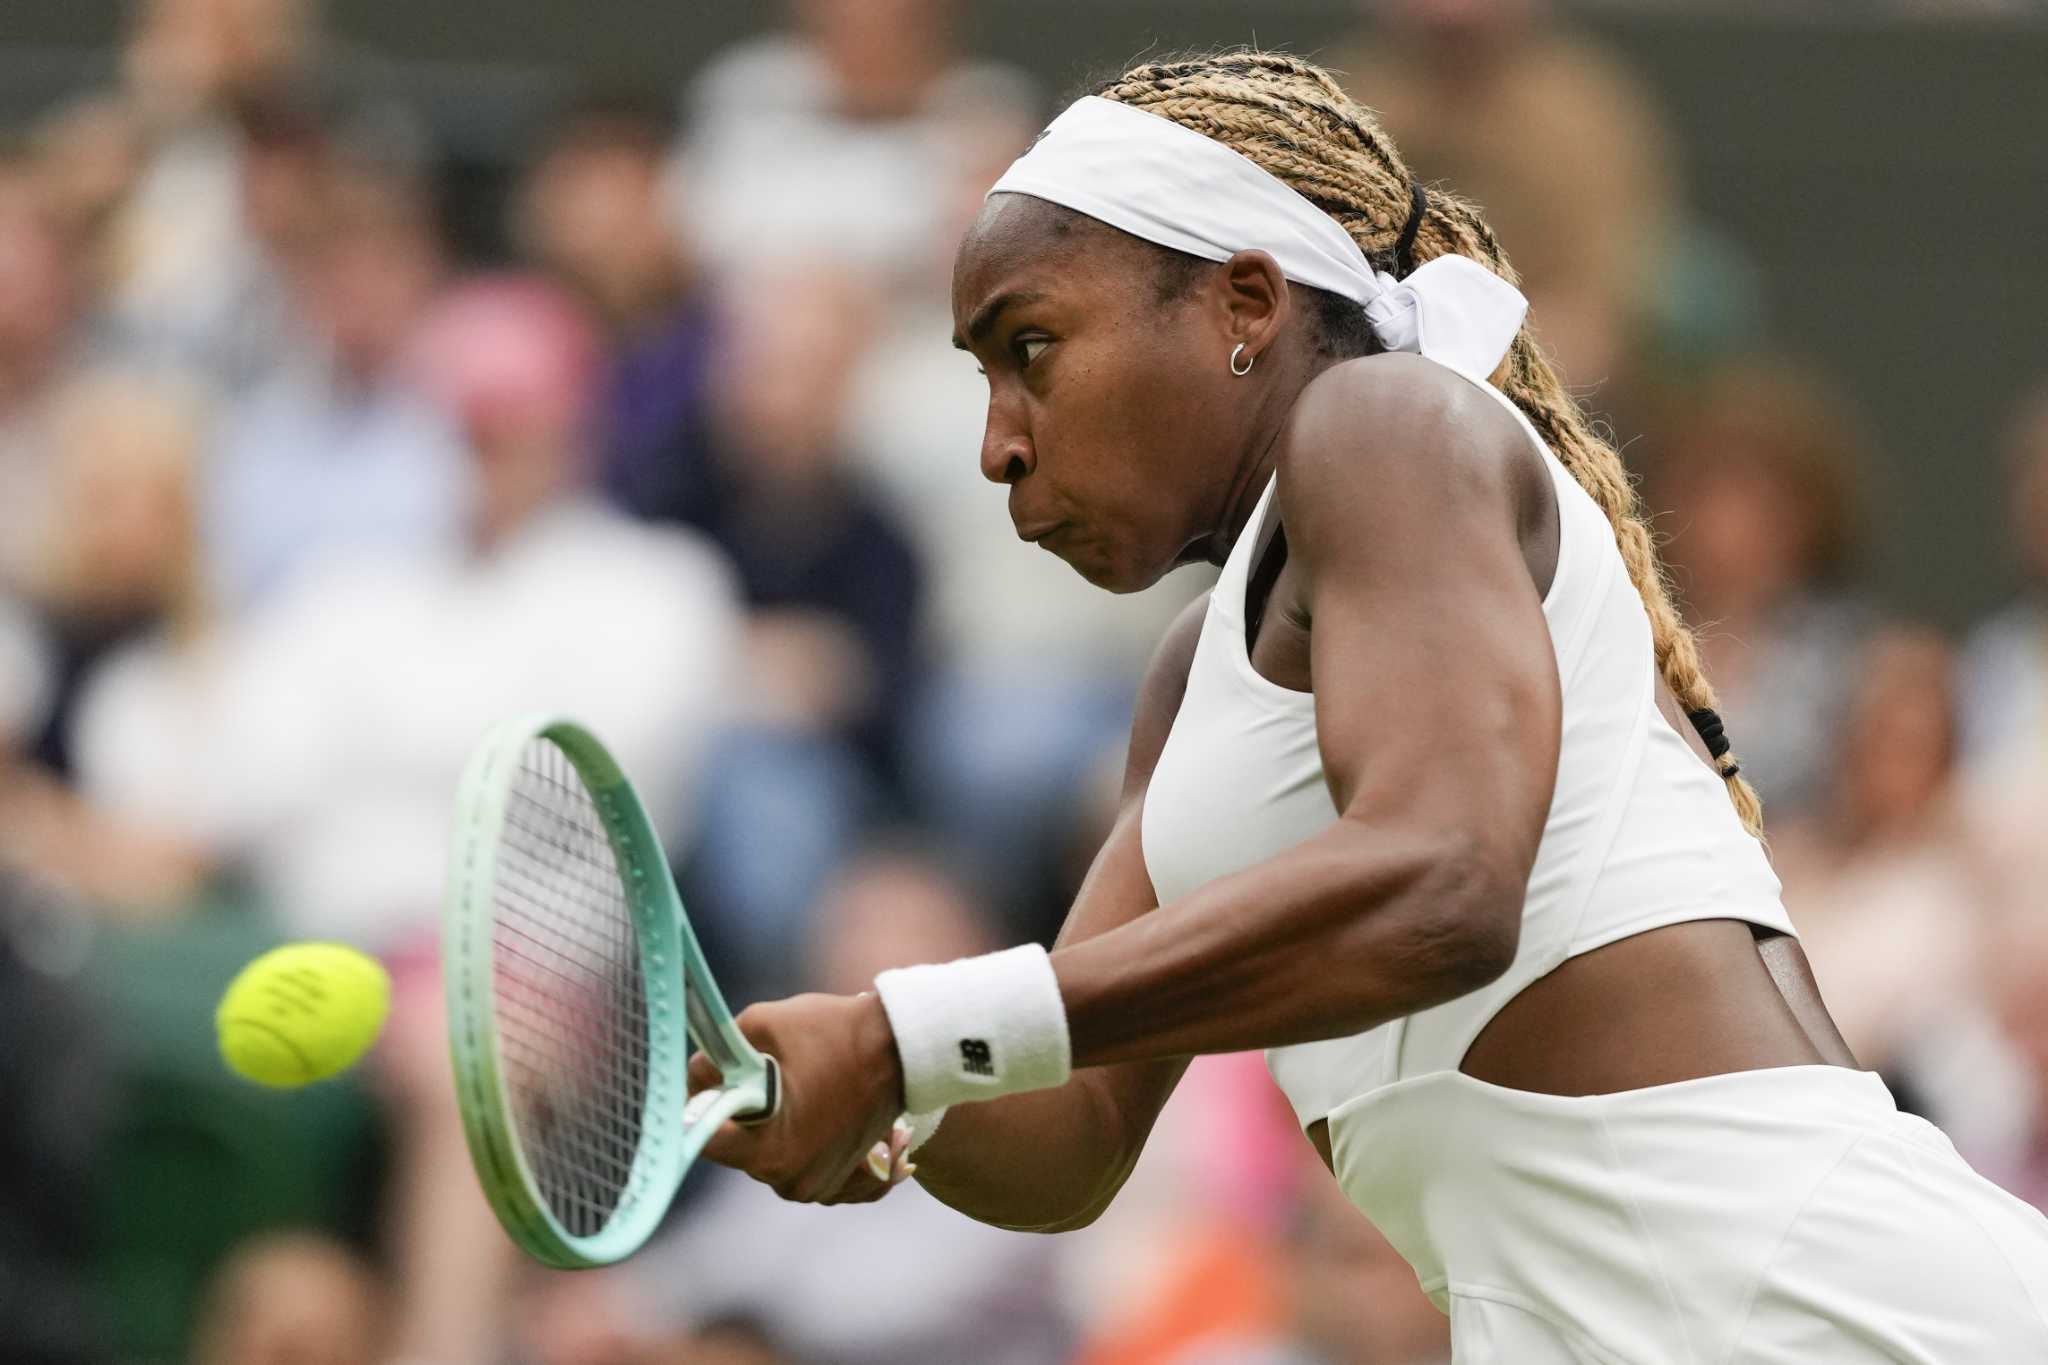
[102,120,300,391]
[72,498,740,950]
[205,360,475,614]
[675,37,1037,281]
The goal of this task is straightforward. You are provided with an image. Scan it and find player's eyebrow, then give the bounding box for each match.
[953,289,1046,351]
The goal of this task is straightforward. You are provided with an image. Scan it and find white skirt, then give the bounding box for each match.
[1326,1065,2048,1363]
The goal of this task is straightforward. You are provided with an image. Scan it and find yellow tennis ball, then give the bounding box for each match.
[216,943,391,1088]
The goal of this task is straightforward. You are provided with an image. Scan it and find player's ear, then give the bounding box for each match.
[1215,249,1291,363]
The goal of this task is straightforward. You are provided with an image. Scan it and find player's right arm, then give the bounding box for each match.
[907,593,1208,1233]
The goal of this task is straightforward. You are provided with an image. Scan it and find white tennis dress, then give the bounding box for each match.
[1140,358,2048,1362]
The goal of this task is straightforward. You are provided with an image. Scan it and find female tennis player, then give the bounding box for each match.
[693,51,2048,1358]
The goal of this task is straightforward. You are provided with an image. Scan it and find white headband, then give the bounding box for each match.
[988,96,1529,384]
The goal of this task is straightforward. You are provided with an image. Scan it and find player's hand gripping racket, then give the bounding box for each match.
[443,714,780,1267]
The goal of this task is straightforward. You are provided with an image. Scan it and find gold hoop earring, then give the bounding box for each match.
[1230,343,1254,377]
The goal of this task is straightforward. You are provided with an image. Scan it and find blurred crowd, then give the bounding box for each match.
[1,1,2044,1364]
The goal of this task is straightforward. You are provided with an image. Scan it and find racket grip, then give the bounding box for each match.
[735,1054,782,1126]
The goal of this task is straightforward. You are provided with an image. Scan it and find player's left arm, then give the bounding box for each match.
[697,356,1563,1202]
[1051,353,1562,1063]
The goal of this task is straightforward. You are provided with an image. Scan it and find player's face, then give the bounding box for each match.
[951,194,1245,593]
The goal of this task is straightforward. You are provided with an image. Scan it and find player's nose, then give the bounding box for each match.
[980,409,1036,486]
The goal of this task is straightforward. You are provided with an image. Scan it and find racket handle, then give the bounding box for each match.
[735,1054,782,1126]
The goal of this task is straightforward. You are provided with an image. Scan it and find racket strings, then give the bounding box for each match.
[497,789,645,1228]
[492,738,654,1237]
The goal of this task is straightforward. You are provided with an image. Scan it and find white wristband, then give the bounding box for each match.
[873,944,1072,1113]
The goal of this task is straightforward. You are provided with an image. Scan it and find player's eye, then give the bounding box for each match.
[969,335,1049,377]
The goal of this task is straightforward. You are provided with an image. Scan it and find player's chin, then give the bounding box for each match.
[1055,538,1161,594]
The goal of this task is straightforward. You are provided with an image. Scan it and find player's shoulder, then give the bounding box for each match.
[1288,352,1523,464]
[1278,353,1534,537]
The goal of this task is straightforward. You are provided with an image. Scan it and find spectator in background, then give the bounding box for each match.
[6,369,216,910]
[1770,627,1992,1081]
[203,157,471,611]
[635,262,922,997]
[674,0,1037,284]
[0,153,88,597]
[1971,898,2048,1212]
[1947,392,2048,1173]
[121,0,314,127]
[28,94,147,309]
[217,275,736,950]
[1895,838,2048,1215]
[100,0,321,383]
[1961,384,2048,793]
[1646,360,1878,821]
[1934,469,2048,1183]
[187,1232,385,1365]
[513,95,720,513]
[1335,0,1681,395]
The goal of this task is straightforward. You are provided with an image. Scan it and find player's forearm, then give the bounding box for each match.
[909,1073,1145,1232]
[1056,818,1521,1068]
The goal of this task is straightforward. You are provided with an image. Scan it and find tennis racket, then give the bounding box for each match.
[443,714,781,1268]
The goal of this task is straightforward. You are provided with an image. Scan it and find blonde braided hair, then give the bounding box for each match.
[1095,50,1763,835]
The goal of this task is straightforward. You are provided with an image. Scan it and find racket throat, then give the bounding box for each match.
[735,1054,782,1126]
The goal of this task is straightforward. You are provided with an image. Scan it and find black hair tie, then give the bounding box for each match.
[1686,707,1733,762]
[1392,182,1428,278]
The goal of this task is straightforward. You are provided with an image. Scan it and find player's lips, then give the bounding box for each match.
[1017,521,1065,544]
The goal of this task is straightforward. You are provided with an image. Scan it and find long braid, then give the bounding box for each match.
[1098,51,1764,836]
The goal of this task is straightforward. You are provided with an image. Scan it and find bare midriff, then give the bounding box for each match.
[1304,916,1828,1172]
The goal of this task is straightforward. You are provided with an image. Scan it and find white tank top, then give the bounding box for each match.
[1140,361,1795,1129]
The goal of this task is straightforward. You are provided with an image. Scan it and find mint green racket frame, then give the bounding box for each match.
[444,714,779,1268]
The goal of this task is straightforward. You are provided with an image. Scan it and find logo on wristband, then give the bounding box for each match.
[959,1039,995,1077]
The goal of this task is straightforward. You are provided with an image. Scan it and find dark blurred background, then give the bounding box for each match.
[2,2,2046,1364]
